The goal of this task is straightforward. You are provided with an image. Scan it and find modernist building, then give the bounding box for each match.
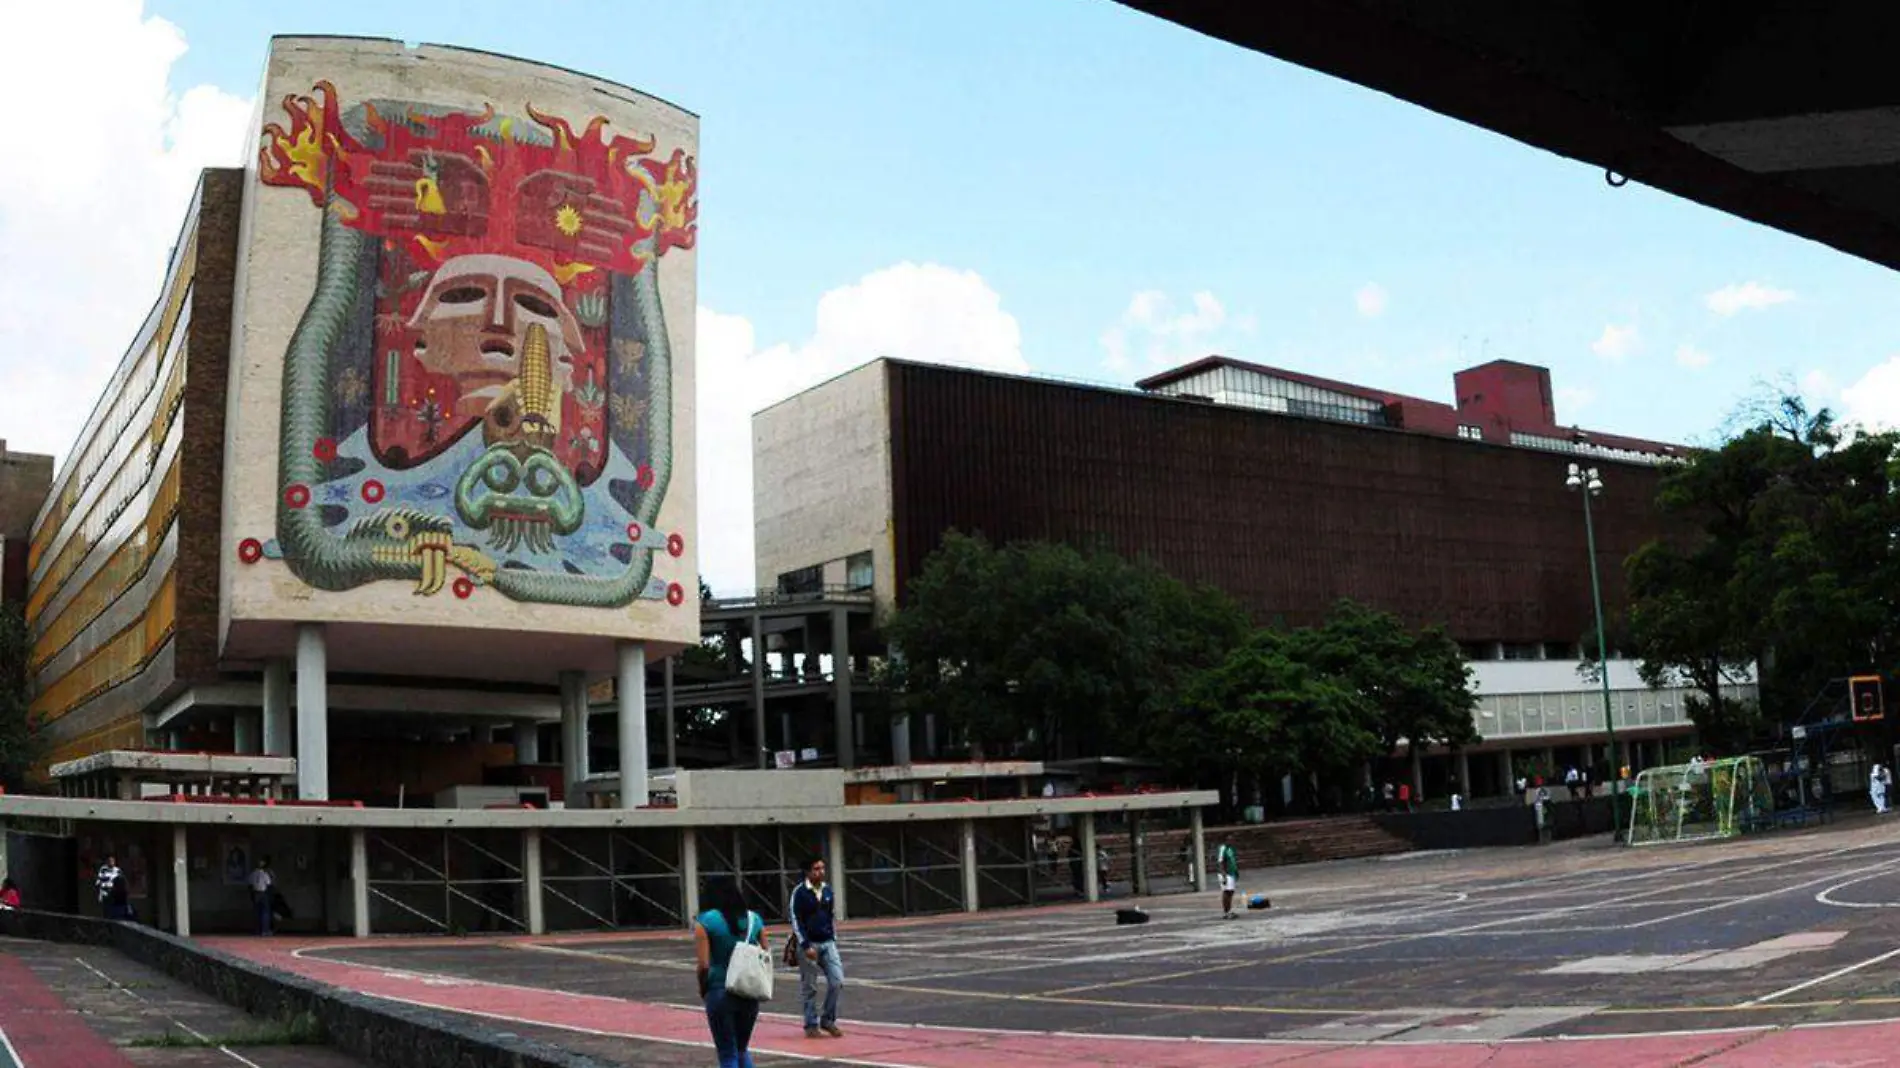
[0,443,54,605]
[755,357,1755,796]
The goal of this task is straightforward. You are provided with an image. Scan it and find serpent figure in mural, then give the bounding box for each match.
[248,85,695,609]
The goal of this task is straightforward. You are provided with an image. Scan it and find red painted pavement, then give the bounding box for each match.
[0,952,137,1068]
[210,938,1900,1067]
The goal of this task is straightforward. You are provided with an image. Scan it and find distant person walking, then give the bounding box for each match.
[1565,766,1581,799]
[0,878,19,910]
[695,877,765,1068]
[250,857,275,936]
[1873,765,1891,815]
[1398,783,1412,811]
[1216,840,1241,919]
[95,855,126,920]
[790,857,845,1039]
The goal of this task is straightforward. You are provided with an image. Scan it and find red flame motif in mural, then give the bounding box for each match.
[260,82,696,475]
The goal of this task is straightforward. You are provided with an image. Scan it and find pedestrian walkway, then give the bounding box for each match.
[0,950,135,1068]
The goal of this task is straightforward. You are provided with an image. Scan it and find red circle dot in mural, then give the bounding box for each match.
[361,480,385,504]
[667,533,685,558]
[284,484,310,509]
[636,465,655,489]
[666,582,685,607]
[312,438,337,462]
[626,522,644,542]
[238,538,263,564]
[453,577,475,600]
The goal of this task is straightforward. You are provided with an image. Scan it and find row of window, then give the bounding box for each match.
[30,272,192,577]
[41,715,146,772]
[1510,431,1674,467]
[30,458,182,676]
[29,570,176,726]
[1456,424,1485,440]
[1459,641,1588,661]
[27,338,188,626]
[776,551,875,595]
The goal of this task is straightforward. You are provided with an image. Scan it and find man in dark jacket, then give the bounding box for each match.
[789,856,844,1039]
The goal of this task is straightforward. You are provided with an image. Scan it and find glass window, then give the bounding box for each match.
[845,551,873,591]
[777,565,821,595]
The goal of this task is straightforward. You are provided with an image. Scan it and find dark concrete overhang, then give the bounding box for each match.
[1119,1,1900,271]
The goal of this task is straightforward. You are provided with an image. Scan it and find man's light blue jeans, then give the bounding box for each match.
[799,940,844,1029]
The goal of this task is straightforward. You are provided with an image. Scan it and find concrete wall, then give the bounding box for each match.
[220,38,699,679]
[675,768,844,809]
[753,361,894,606]
[0,442,53,542]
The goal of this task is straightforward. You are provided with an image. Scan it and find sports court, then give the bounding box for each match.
[216,815,1900,1066]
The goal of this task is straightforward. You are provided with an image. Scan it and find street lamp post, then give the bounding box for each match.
[1567,462,1622,836]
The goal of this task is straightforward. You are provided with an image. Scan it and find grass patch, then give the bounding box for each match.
[127,1011,325,1048]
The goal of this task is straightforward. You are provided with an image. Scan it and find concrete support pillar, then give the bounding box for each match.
[294,624,329,801]
[681,828,700,927]
[1497,750,1515,796]
[233,713,260,756]
[827,823,848,922]
[523,828,545,936]
[750,614,767,769]
[349,827,369,938]
[959,819,979,913]
[663,656,677,769]
[831,607,855,769]
[560,671,588,804]
[618,642,648,809]
[1131,815,1148,897]
[1081,813,1100,903]
[780,711,794,753]
[513,721,540,765]
[262,659,292,757]
[1189,807,1206,892]
[891,714,912,766]
[171,824,190,938]
[1409,747,1424,800]
[1456,750,1471,797]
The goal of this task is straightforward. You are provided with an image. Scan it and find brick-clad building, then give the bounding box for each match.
[0,441,55,605]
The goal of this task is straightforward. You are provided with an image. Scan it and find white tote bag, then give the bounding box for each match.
[724,912,774,1001]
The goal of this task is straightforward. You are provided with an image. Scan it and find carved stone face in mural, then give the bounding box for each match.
[407,254,583,421]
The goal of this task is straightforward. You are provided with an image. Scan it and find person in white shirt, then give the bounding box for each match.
[249,857,275,936]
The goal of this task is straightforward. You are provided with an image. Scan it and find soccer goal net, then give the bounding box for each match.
[1626,756,1774,846]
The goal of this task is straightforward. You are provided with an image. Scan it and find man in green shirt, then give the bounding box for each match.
[1217,840,1240,919]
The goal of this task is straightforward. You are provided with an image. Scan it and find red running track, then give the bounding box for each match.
[215,939,1900,1068]
[0,953,136,1068]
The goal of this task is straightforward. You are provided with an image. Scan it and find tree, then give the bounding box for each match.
[0,603,40,790]
[1622,393,1900,746]
[1296,600,1478,757]
[882,532,1247,760]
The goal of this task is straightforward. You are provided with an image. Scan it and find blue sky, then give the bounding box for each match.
[148,0,1900,439]
[10,1,1900,589]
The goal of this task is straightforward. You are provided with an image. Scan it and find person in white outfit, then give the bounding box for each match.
[1873,764,1891,815]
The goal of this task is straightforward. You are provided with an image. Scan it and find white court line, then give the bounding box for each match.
[1626,853,1900,929]
[1747,945,1900,1005]
[1818,868,1900,909]
[0,1026,21,1068]
[73,956,267,1068]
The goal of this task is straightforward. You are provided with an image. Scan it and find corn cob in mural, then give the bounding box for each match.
[517,322,560,446]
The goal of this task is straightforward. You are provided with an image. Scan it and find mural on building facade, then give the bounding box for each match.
[242,82,695,609]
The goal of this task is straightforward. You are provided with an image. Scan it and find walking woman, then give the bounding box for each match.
[695,878,766,1068]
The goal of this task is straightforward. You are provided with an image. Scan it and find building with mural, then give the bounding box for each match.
[754,357,1756,798]
[26,38,701,803]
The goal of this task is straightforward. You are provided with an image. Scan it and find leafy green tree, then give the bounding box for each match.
[0,603,40,790]
[882,532,1247,759]
[1296,600,1477,757]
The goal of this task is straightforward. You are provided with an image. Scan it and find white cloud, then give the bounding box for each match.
[1802,368,1841,404]
[1354,283,1388,318]
[697,263,1026,594]
[1591,323,1640,361]
[1705,281,1795,317]
[1100,289,1252,374]
[1555,386,1597,416]
[0,0,252,460]
[1842,359,1900,429]
[1675,344,1713,370]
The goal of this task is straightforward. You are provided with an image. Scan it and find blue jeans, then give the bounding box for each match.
[799,940,844,1029]
[703,986,759,1068]
[253,892,273,936]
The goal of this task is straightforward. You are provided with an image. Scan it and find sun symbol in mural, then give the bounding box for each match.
[554,204,584,237]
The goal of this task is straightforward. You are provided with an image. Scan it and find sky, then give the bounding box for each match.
[9,1,1900,593]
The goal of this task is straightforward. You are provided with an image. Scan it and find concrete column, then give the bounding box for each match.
[959,819,979,913]
[262,659,292,756]
[349,827,369,938]
[826,823,848,922]
[831,607,855,769]
[560,670,588,803]
[1131,815,1148,897]
[750,614,767,769]
[891,714,912,766]
[1081,813,1100,903]
[681,828,700,927]
[1189,807,1206,892]
[663,656,677,769]
[294,624,329,801]
[1497,750,1515,796]
[780,711,794,753]
[1456,750,1471,797]
[618,642,648,808]
[523,828,545,935]
[513,721,540,765]
[171,825,190,937]
[233,713,260,756]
